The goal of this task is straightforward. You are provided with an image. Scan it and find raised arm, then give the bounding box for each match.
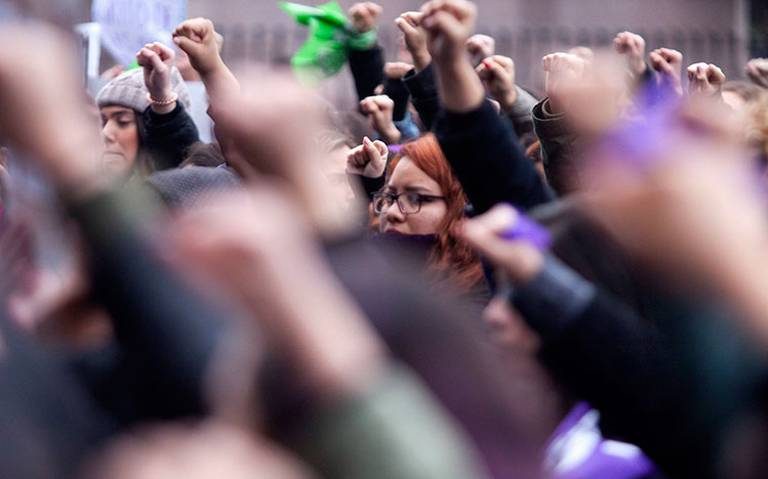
[396,11,441,130]
[460,204,761,478]
[476,54,538,137]
[347,2,386,103]
[421,0,552,212]
[173,18,240,120]
[137,42,200,169]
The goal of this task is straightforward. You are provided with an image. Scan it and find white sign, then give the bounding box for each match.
[92,0,187,66]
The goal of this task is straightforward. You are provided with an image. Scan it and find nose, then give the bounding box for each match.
[101,120,117,145]
[384,199,405,224]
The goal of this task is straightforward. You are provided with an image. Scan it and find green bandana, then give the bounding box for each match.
[279,1,377,83]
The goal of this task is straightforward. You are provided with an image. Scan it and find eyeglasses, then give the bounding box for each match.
[372,190,445,215]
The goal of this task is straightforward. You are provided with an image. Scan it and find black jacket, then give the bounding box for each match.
[511,253,767,479]
[142,103,200,171]
[348,45,385,104]
[434,101,554,214]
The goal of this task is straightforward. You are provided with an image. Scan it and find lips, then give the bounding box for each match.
[102,150,124,159]
[383,225,406,234]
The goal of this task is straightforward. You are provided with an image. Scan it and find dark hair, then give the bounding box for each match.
[133,110,155,177]
[180,142,227,168]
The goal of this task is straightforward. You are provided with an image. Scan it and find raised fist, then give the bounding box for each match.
[172,18,224,76]
[346,136,388,178]
[613,31,646,76]
[420,0,478,66]
[466,33,495,66]
[349,2,383,34]
[746,58,768,89]
[136,42,175,106]
[476,55,517,111]
[360,95,401,144]
[569,46,595,62]
[542,52,587,113]
[395,11,431,71]
[649,48,684,95]
[687,62,726,96]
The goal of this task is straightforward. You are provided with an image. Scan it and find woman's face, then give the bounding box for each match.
[378,157,446,235]
[100,106,139,175]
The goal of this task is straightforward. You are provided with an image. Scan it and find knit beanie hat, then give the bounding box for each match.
[96,66,192,112]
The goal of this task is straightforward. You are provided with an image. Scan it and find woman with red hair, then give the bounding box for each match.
[352,133,485,294]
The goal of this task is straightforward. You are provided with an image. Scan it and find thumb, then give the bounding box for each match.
[173,36,200,56]
[363,136,380,160]
[395,17,418,37]
[476,61,489,78]
[145,49,166,73]
[373,139,389,156]
[486,59,508,81]
[422,10,461,37]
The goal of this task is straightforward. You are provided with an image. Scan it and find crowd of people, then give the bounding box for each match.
[2,0,768,478]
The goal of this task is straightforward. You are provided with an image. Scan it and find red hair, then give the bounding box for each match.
[387,134,484,291]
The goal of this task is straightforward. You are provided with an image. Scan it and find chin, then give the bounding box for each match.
[103,160,131,177]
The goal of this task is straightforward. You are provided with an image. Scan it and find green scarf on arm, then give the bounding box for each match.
[279,1,377,83]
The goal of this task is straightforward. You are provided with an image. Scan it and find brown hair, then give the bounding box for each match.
[386,134,484,291]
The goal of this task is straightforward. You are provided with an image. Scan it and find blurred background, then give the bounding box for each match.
[16,0,768,104]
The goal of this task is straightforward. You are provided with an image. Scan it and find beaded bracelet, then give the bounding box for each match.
[147,92,178,106]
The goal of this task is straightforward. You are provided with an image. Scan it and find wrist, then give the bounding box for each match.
[545,96,564,115]
[413,51,432,72]
[498,88,519,113]
[151,101,177,114]
[630,58,647,76]
[198,56,227,79]
[381,125,402,145]
[363,162,386,178]
[436,59,485,112]
[505,247,545,284]
[148,91,178,114]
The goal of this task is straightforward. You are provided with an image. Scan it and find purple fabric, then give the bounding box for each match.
[546,402,656,479]
[599,82,681,173]
[499,207,551,251]
[388,144,404,155]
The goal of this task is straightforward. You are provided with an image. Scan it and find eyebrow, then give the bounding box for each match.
[383,184,439,195]
[403,185,437,194]
[102,111,134,120]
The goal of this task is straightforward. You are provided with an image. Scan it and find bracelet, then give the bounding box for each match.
[147,92,178,106]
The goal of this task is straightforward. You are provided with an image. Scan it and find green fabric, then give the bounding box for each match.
[298,365,488,479]
[279,1,377,83]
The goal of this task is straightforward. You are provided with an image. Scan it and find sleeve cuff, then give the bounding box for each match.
[532,99,571,139]
[143,103,184,126]
[510,255,595,340]
[507,86,537,118]
[403,64,437,100]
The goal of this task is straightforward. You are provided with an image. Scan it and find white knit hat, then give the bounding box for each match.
[96,66,192,112]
